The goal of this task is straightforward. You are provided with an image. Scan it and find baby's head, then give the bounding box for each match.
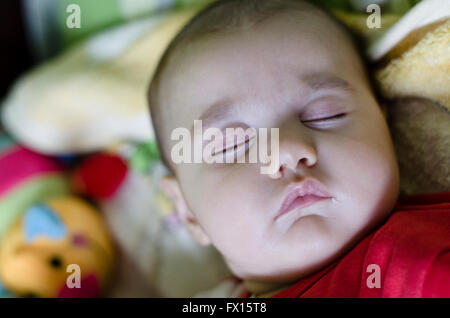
[148,0,400,287]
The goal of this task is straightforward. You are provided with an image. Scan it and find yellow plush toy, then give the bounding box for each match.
[0,196,115,298]
[369,1,450,111]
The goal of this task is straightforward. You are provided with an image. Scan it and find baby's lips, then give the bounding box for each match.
[277,178,332,218]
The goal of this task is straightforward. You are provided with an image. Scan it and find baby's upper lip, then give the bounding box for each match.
[277,179,332,219]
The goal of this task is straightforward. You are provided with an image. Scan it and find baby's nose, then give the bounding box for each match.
[268,128,317,179]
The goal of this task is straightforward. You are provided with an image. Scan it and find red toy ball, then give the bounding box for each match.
[74,153,128,199]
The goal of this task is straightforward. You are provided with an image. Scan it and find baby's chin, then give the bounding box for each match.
[233,215,377,283]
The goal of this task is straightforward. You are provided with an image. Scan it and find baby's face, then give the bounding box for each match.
[159,12,399,283]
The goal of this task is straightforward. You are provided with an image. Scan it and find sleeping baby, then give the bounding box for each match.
[147,0,450,298]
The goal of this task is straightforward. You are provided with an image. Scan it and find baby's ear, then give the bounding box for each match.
[159,176,211,246]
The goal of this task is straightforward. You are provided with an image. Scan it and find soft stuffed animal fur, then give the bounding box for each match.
[367,0,450,195]
[387,97,450,196]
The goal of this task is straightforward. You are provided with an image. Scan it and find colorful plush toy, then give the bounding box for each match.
[0,135,70,241]
[72,152,128,200]
[0,135,115,297]
[0,196,115,298]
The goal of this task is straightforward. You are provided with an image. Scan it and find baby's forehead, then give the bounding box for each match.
[169,7,350,65]
[161,13,361,121]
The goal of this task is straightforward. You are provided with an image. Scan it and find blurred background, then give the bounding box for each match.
[0,0,421,104]
[0,0,215,107]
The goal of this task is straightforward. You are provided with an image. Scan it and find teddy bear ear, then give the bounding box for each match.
[23,203,67,243]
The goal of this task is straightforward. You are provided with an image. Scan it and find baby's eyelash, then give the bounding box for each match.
[213,138,251,156]
[301,112,347,123]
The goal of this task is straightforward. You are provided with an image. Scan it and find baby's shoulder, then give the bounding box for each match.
[359,192,450,297]
[380,191,450,241]
[371,192,450,258]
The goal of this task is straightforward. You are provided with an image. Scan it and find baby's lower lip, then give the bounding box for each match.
[276,194,329,219]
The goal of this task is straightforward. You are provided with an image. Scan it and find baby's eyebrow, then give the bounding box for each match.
[192,99,236,132]
[191,73,353,132]
[303,73,353,93]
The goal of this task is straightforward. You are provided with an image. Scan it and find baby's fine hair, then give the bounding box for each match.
[147,0,370,172]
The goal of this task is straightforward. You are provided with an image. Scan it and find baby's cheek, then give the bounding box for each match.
[200,205,265,269]
[195,174,271,259]
[324,129,398,220]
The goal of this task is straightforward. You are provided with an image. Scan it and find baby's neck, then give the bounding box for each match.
[243,279,295,298]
